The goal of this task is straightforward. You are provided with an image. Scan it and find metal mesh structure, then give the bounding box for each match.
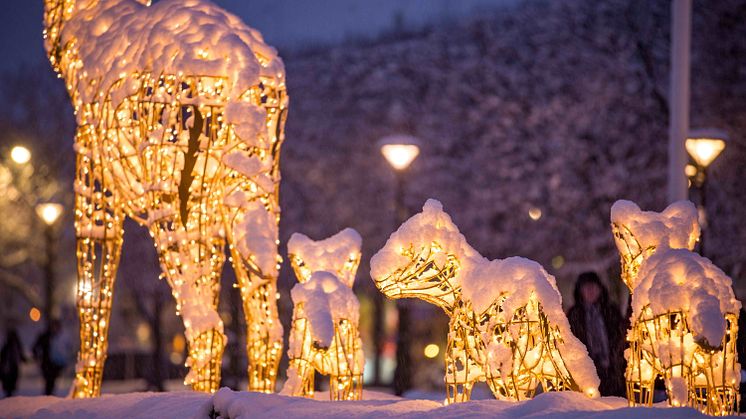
[612,208,739,416]
[374,243,583,404]
[626,309,739,416]
[284,243,364,400]
[44,0,288,397]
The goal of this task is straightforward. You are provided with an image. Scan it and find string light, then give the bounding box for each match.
[371,200,598,404]
[611,200,739,416]
[284,230,364,401]
[44,0,288,397]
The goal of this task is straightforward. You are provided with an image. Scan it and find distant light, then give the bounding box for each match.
[528,207,542,221]
[170,351,184,365]
[684,164,697,178]
[10,146,31,164]
[36,203,64,225]
[29,307,41,322]
[136,323,150,343]
[381,144,420,170]
[686,129,727,168]
[172,334,186,353]
[551,255,565,269]
[424,343,440,359]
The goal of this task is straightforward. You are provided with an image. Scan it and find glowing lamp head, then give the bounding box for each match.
[10,146,31,165]
[379,135,421,171]
[36,202,64,225]
[686,129,727,168]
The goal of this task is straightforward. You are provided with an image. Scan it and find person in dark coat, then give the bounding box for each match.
[567,272,627,396]
[33,320,65,396]
[1,328,26,397]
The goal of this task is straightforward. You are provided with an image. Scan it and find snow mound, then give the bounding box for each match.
[288,228,362,287]
[0,388,715,418]
[461,257,600,396]
[610,200,699,256]
[632,248,741,347]
[290,271,360,347]
[234,200,280,278]
[370,199,481,284]
[55,0,283,106]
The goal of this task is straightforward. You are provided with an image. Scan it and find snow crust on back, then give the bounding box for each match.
[370,199,480,283]
[290,271,360,347]
[58,0,282,105]
[632,248,741,347]
[288,228,362,287]
[461,257,600,394]
[610,200,699,256]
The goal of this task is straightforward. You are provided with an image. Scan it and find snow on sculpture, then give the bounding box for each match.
[610,200,700,291]
[610,200,740,415]
[370,199,599,403]
[43,0,288,396]
[282,229,364,400]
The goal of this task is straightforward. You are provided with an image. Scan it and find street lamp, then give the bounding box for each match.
[36,202,63,330]
[685,128,727,255]
[379,134,420,395]
[10,146,31,165]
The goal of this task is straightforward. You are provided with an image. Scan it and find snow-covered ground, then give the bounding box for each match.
[0,388,724,418]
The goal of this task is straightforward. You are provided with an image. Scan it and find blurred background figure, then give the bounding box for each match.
[567,272,626,396]
[32,320,68,395]
[1,327,26,397]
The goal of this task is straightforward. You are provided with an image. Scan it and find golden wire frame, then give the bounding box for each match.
[626,309,739,415]
[611,223,657,291]
[374,243,583,404]
[284,246,364,400]
[44,1,288,397]
[612,208,739,415]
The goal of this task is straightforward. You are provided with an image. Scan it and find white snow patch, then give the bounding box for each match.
[370,199,480,285]
[460,257,600,394]
[610,200,699,256]
[56,0,283,106]
[0,389,715,418]
[288,228,362,287]
[632,248,741,347]
[234,200,279,277]
[289,271,360,347]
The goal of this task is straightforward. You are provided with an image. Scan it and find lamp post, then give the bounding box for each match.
[379,135,420,395]
[36,202,63,330]
[685,128,727,256]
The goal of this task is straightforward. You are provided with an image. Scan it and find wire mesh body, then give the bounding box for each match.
[283,238,365,401]
[375,244,581,404]
[626,309,739,415]
[611,223,656,291]
[612,209,739,416]
[44,1,288,397]
[285,307,364,400]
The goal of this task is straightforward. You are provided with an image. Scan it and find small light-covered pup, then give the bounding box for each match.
[282,228,365,400]
[611,200,740,415]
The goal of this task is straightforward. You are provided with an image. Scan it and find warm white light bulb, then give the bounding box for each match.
[686,137,725,168]
[36,202,64,225]
[424,343,440,358]
[10,146,31,164]
[381,144,420,170]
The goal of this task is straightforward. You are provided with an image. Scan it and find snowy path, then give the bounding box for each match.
[0,388,724,418]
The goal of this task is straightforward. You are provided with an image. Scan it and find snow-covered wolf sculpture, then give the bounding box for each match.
[371,199,599,403]
[611,200,740,415]
[283,229,365,400]
[43,0,288,396]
